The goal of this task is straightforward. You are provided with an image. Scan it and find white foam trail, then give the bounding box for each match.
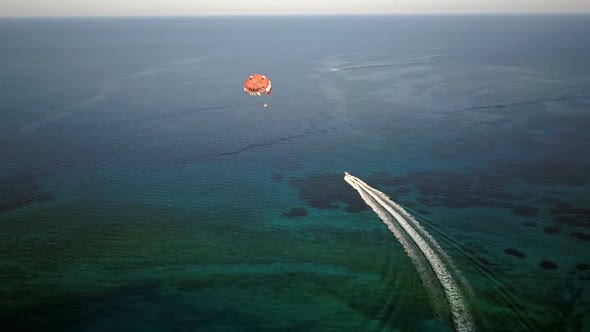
[345,174,475,332]
[370,184,479,308]
[344,177,444,320]
[362,180,455,266]
[329,55,447,72]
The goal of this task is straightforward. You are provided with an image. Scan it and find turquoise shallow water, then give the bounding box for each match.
[1,16,590,331]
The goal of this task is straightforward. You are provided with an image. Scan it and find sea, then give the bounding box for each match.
[0,15,589,331]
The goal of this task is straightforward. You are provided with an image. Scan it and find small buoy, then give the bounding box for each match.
[263,103,268,108]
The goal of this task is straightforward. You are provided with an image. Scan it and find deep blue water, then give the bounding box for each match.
[1,15,589,331]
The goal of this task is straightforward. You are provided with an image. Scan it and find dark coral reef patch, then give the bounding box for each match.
[271,173,285,183]
[504,248,526,259]
[282,207,308,218]
[539,260,558,270]
[290,172,415,214]
[570,232,590,242]
[385,170,519,210]
[501,152,590,187]
[290,173,366,213]
[543,226,560,235]
[548,199,590,228]
[511,205,538,217]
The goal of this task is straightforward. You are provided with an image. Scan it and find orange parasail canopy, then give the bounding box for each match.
[244,74,272,96]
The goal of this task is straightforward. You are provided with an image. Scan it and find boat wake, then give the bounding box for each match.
[344,173,475,332]
[329,55,448,72]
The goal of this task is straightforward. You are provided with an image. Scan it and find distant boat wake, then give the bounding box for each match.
[329,55,447,72]
[330,63,401,71]
[344,173,475,332]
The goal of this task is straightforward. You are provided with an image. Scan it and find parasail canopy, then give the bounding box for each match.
[244,74,272,96]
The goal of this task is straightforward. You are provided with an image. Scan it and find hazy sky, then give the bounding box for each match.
[1,0,589,17]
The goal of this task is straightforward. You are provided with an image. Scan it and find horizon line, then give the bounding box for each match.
[1,12,590,19]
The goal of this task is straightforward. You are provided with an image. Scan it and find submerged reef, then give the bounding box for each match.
[511,205,538,217]
[504,248,526,259]
[549,200,590,228]
[271,173,285,183]
[376,170,518,210]
[543,226,561,235]
[290,173,366,213]
[539,260,559,270]
[282,207,308,218]
[570,232,590,242]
